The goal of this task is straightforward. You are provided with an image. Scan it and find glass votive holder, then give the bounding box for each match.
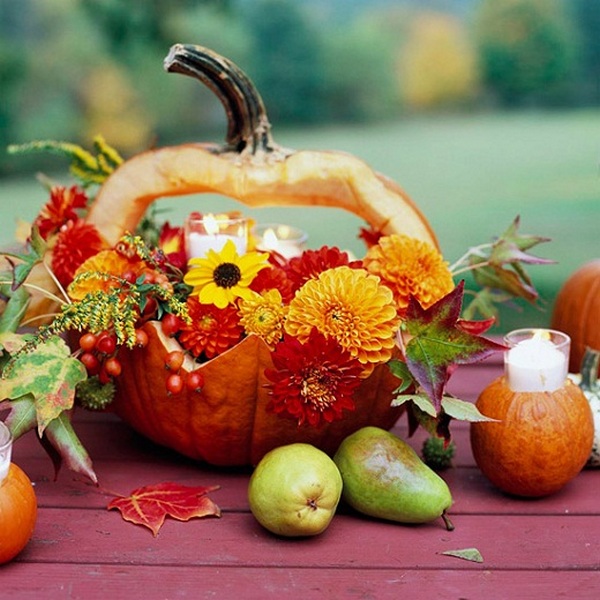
[253,223,308,259]
[504,328,570,392]
[185,212,249,259]
[0,421,13,483]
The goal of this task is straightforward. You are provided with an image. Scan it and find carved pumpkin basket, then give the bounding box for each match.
[27,45,442,467]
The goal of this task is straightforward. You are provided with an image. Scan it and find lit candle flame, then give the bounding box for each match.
[203,213,219,235]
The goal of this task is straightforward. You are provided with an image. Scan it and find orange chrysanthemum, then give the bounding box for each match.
[51,220,104,288]
[284,266,399,370]
[178,296,243,359]
[238,289,288,348]
[362,234,454,317]
[67,249,146,300]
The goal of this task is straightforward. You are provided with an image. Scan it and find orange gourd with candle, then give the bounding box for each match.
[470,331,594,497]
[29,44,433,466]
[0,425,37,563]
[551,259,600,376]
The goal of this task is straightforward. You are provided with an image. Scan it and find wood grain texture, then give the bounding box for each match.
[4,352,600,599]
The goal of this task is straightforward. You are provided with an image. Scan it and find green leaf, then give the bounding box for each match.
[441,396,499,423]
[43,413,98,484]
[1,395,38,439]
[0,336,87,435]
[441,548,483,563]
[0,278,30,333]
[388,358,415,394]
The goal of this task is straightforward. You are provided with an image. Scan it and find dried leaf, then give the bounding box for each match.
[441,547,484,563]
[108,482,221,536]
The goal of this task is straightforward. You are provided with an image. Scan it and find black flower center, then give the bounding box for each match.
[213,262,242,288]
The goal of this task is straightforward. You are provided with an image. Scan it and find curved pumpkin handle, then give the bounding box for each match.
[86,44,438,250]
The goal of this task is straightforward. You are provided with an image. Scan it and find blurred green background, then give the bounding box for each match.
[1,0,599,333]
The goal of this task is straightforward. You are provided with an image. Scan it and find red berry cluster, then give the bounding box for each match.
[78,329,149,383]
[163,349,205,395]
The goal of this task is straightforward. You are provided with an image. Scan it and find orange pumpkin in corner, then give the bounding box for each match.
[470,377,594,497]
[551,259,600,376]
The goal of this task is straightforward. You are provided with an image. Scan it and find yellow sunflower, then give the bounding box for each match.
[238,289,288,348]
[183,239,270,309]
[284,266,399,369]
[363,234,454,316]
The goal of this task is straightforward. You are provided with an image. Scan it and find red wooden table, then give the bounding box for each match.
[2,352,599,599]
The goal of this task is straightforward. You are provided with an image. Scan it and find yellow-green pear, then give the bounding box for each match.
[248,443,343,537]
[334,426,454,529]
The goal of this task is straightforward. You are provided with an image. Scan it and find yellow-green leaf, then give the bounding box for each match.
[0,336,86,435]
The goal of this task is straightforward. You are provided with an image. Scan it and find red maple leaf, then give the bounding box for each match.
[107,482,221,536]
[402,281,506,411]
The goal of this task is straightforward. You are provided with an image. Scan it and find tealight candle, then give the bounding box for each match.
[254,223,308,259]
[185,213,249,259]
[504,328,570,392]
[0,422,12,483]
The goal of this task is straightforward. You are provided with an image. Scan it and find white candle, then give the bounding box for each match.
[255,223,307,259]
[187,232,247,258]
[185,213,248,259]
[505,329,569,392]
[0,422,12,484]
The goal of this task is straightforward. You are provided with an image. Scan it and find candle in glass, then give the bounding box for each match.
[254,223,308,259]
[185,213,249,259]
[0,422,11,483]
[504,328,570,392]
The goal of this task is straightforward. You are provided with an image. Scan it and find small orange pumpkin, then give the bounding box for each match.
[551,259,600,375]
[0,463,37,564]
[470,377,594,497]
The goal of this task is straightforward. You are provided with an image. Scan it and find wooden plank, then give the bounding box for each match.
[15,509,600,571]
[2,563,600,600]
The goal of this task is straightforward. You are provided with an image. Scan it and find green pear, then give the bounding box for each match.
[333,426,454,529]
[248,443,343,537]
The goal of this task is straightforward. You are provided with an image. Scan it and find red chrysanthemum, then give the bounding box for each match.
[250,264,295,303]
[178,295,243,359]
[51,220,104,287]
[284,246,362,293]
[34,185,88,240]
[265,330,363,428]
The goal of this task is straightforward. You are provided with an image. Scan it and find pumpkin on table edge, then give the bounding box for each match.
[52,44,438,466]
[0,463,37,564]
[470,376,594,497]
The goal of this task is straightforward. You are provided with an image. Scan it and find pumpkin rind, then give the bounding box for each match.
[551,259,600,376]
[0,463,37,564]
[470,376,594,497]
[112,321,404,466]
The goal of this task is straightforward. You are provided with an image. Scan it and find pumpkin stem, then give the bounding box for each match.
[580,348,600,392]
[164,44,280,156]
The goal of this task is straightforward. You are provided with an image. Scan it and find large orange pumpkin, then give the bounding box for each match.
[470,376,594,497]
[29,45,438,465]
[114,322,404,465]
[551,259,600,376]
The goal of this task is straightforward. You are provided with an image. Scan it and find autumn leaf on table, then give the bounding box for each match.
[399,281,505,412]
[0,335,86,435]
[108,482,222,536]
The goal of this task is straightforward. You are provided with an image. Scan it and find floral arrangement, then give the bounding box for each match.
[0,138,552,482]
